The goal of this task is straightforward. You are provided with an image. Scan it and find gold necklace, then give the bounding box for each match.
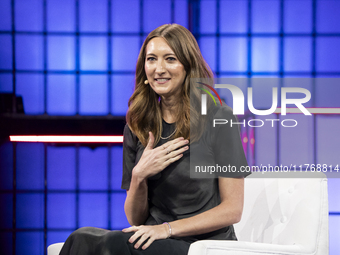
[160,128,177,140]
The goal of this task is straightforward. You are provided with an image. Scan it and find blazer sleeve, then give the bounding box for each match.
[121,124,138,190]
[212,105,251,178]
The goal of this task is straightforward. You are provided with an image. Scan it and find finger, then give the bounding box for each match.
[134,233,150,249]
[159,139,187,156]
[142,237,155,250]
[165,139,189,153]
[146,132,155,150]
[161,137,184,149]
[162,154,184,168]
[128,230,143,244]
[166,145,189,159]
[122,226,138,233]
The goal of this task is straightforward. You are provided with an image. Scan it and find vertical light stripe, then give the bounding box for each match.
[201,94,207,115]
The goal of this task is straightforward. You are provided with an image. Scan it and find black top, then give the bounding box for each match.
[121,103,250,242]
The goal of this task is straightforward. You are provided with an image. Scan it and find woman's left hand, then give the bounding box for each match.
[122,224,169,250]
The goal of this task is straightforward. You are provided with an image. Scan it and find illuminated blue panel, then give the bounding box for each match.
[315,78,340,107]
[47,194,76,228]
[255,115,277,166]
[47,0,75,32]
[112,36,139,71]
[79,75,108,115]
[112,0,140,32]
[215,77,248,111]
[79,193,108,228]
[17,194,44,228]
[15,0,42,31]
[316,116,340,166]
[0,74,13,92]
[111,75,134,115]
[0,35,12,69]
[111,193,129,228]
[251,78,280,109]
[80,0,107,32]
[47,231,73,248]
[47,147,76,190]
[0,233,12,255]
[328,179,340,212]
[0,142,13,190]
[16,232,43,255]
[16,74,44,114]
[282,78,313,107]
[199,37,216,72]
[284,0,312,33]
[317,0,340,33]
[252,38,279,72]
[80,36,107,71]
[111,146,123,189]
[200,0,216,33]
[220,37,248,72]
[47,75,76,115]
[16,35,43,70]
[79,147,108,190]
[143,0,171,33]
[220,0,247,33]
[280,115,314,166]
[174,0,188,28]
[0,194,12,229]
[16,143,44,190]
[48,36,75,70]
[329,216,340,255]
[316,38,340,72]
[284,37,312,72]
[0,0,11,30]
[252,0,279,33]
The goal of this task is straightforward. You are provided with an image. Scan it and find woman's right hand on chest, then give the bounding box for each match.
[132,132,189,180]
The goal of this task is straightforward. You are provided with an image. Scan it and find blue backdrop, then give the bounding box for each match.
[0,0,340,254]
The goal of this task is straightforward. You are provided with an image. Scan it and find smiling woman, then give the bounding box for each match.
[127,24,214,148]
[144,37,186,102]
[59,24,250,255]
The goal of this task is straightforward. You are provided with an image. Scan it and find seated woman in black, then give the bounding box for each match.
[60,23,250,255]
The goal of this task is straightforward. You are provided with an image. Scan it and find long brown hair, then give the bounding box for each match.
[126,24,213,147]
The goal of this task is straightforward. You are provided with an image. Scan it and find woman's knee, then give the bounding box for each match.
[67,227,108,244]
[102,231,133,254]
[60,227,100,255]
[68,227,93,239]
[71,227,94,235]
[104,230,132,244]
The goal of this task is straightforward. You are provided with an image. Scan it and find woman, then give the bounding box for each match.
[60,24,250,255]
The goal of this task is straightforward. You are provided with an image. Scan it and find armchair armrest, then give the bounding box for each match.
[48,242,64,255]
[188,240,310,255]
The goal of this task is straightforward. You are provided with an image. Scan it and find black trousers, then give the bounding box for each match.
[59,227,191,255]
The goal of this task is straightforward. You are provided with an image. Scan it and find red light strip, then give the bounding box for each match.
[8,107,340,143]
[274,107,340,114]
[9,135,124,143]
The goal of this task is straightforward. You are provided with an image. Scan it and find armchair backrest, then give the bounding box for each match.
[234,171,328,254]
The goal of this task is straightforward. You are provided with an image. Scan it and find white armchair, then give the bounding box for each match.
[188,171,329,255]
[48,243,64,255]
[48,171,328,255]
